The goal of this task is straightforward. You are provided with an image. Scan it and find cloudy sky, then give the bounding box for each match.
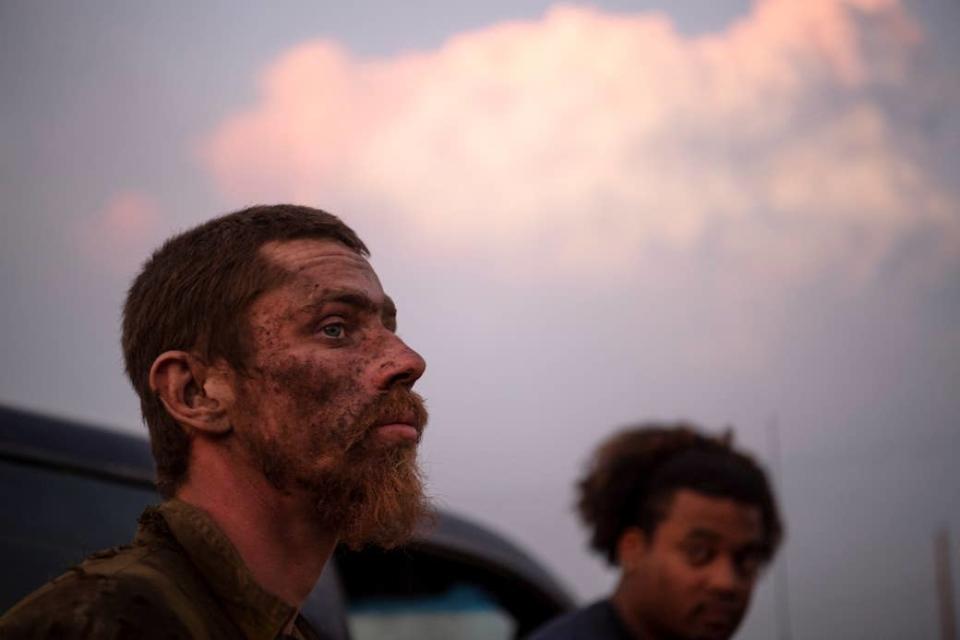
[2,0,959,637]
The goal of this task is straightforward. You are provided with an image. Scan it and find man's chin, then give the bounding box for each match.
[339,496,433,551]
[308,449,430,549]
[691,615,743,640]
[334,488,432,550]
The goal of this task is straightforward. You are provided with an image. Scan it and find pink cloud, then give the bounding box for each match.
[80,191,161,272]
[197,0,954,284]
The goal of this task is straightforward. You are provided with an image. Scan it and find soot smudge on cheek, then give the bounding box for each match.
[263,356,339,407]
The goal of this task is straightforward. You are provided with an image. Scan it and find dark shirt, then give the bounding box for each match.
[0,499,323,640]
[527,599,635,640]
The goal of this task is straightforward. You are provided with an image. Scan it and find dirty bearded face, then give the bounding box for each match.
[234,238,429,548]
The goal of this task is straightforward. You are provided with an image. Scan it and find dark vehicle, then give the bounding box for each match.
[0,405,574,639]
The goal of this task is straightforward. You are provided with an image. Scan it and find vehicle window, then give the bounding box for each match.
[0,459,155,611]
[348,583,514,640]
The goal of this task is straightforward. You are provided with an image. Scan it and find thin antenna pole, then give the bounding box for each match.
[934,526,957,640]
[767,415,793,640]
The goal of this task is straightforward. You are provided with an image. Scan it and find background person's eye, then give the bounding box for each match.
[736,552,764,577]
[684,545,713,566]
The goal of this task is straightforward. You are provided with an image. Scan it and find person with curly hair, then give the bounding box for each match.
[529,423,783,640]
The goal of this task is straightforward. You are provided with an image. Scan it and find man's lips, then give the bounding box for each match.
[697,603,742,630]
[373,422,421,443]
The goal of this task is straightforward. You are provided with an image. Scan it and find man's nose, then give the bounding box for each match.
[377,334,426,389]
[706,557,746,596]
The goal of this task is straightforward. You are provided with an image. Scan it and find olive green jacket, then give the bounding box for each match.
[0,499,324,639]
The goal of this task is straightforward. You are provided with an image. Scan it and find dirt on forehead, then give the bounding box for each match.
[248,248,384,332]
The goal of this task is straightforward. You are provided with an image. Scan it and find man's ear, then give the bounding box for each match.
[149,351,235,435]
[616,527,650,574]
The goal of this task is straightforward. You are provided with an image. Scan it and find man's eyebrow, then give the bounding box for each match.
[382,295,397,319]
[684,528,722,542]
[738,541,768,555]
[300,291,378,314]
[381,295,398,331]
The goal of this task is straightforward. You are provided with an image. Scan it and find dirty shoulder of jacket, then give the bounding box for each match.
[0,542,196,640]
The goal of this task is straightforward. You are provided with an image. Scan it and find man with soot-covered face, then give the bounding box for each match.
[1,204,430,640]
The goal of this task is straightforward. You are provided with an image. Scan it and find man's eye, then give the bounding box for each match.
[320,323,346,339]
[684,545,713,565]
[736,552,764,577]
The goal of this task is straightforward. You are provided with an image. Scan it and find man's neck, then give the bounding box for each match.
[175,445,337,608]
[611,577,660,640]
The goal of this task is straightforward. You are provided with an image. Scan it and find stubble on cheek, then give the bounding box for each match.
[234,306,347,488]
[238,355,347,490]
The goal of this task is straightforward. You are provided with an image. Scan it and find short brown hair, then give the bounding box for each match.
[577,423,783,566]
[122,204,368,497]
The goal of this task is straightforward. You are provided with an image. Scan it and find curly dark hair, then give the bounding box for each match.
[577,423,783,566]
[122,204,368,497]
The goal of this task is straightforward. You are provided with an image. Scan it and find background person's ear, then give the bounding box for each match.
[616,527,649,574]
[149,351,234,435]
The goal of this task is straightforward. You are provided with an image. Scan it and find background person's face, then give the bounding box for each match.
[229,238,428,544]
[627,490,766,640]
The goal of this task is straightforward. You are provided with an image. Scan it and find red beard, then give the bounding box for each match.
[239,382,431,549]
